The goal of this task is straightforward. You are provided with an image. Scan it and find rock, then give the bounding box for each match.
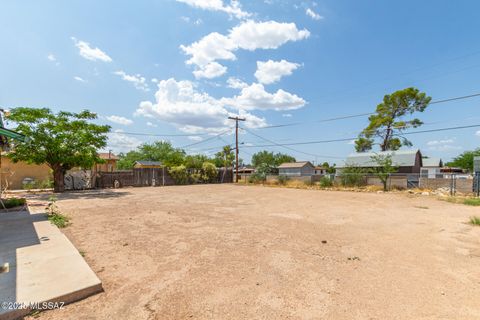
[421,192,430,196]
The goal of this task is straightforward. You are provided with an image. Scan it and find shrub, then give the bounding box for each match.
[2,197,26,209]
[319,176,333,188]
[189,173,202,184]
[248,174,263,184]
[250,163,275,183]
[169,165,189,185]
[201,162,218,183]
[469,216,480,226]
[339,165,368,187]
[46,196,69,228]
[277,175,289,185]
[464,198,480,206]
[22,178,54,190]
[36,179,54,189]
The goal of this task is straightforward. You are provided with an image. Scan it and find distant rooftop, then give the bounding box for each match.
[98,152,119,160]
[278,161,313,169]
[422,157,442,167]
[134,160,163,166]
[340,149,421,168]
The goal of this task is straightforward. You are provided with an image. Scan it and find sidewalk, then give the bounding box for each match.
[0,204,102,320]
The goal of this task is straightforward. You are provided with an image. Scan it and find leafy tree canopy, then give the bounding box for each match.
[251,150,296,168]
[370,154,398,191]
[214,145,235,168]
[184,154,212,170]
[355,87,431,152]
[6,107,110,192]
[446,149,480,172]
[320,162,337,174]
[117,141,186,169]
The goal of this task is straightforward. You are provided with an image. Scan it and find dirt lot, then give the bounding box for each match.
[25,185,480,319]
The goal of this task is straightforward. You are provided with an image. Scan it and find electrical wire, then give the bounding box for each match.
[179,128,233,149]
[242,128,344,159]
[240,123,480,149]
[255,92,480,130]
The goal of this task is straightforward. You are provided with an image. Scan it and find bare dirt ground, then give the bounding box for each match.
[24,185,480,320]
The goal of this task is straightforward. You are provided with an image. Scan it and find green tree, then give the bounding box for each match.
[249,163,275,183]
[320,162,336,174]
[214,145,235,168]
[184,154,211,170]
[6,108,110,192]
[251,150,275,167]
[251,150,295,167]
[274,153,296,166]
[117,141,185,169]
[370,154,398,191]
[355,88,431,152]
[446,149,480,172]
[116,150,143,170]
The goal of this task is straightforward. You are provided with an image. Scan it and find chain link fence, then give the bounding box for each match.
[257,172,478,196]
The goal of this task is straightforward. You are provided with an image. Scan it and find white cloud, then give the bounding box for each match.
[254,59,300,84]
[114,71,149,91]
[146,121,157,127]
[71,37,112,62]
[282,113,292,117]
[180,20,309,78]
[106,130,142,153]
[181,16,203,25]
[227,77,248,89]
[135,78,267,133]
[306,8,322,20]
[181,32,236,68]
[225,83,306,111]
[176,0,250,19]
[193,62,228,79]
[427,139,454,146]
[426,139,461,152]
[74,76,86,83]
[188,136,203,141]
[106,115,133,126]
[47,53,57,62]
[476,130,480,137]
[229,20,310,51]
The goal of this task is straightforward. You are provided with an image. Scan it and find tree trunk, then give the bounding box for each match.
[53,166,65,193]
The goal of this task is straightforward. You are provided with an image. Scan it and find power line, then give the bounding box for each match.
[242,128,344,159]
[111,92,480,139]
[255,92,480,130]
[180,128,233,149]
[241,123,480,149]
[119,131,210,137]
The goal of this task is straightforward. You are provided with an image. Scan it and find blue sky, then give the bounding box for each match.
[1,0,480,164]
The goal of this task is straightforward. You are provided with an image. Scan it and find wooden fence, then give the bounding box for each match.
[95,168,233,189]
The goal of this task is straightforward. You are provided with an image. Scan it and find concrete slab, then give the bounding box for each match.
[0,206,102,320]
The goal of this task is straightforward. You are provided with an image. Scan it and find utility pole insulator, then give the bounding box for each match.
[228,116,246,183]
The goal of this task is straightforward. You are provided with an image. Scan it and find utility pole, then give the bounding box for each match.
[228,116,246,183]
